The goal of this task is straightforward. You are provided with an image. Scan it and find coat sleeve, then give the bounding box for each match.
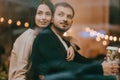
[9,32,33,80]
[9,46,18,80]
[14,40,32,80]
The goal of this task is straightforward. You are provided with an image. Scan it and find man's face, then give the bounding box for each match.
[52,6,73,32]
[35,4,52,28]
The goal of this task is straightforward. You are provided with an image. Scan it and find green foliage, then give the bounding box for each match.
[0,67,8,80]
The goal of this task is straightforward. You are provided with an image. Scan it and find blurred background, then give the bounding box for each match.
[0,0,120,79]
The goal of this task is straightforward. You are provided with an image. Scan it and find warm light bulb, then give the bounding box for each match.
[102,40,107,46]
[24,22,29,28]
[113,36,117,42]
[16,20,21,26]
[0,17,4,22]
[96,37,101,42]
[104,35,109,40]
[109,36,113,41]
[8,19,12,24]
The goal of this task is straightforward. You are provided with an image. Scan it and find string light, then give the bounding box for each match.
[24,22,29,28]
[0,18,120,41]
[96,32,101,37]
[104,35,109,40]
[8,19,12,24]
[85,27,120,42]
[102,40,107,46]
[0,17,4,22]
[113,36,117,42]
[0,17,31,28]
[96,37,101,42]
[89,30,96,37]
[16,20,21,26]
[109,36,113,41]
[100,34,105,39]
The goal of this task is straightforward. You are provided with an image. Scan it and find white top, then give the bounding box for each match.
[55,33,68,50]
[9,28,38,80]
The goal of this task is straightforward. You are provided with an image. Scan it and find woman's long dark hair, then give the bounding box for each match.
[26,0,54,80]
[30,0,54,29]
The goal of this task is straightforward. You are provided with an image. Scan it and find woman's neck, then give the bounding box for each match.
[34,27,43,35]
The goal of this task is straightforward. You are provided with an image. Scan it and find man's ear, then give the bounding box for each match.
[71,20,73,24]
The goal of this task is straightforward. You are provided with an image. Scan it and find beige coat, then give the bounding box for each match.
[9,29,37,80]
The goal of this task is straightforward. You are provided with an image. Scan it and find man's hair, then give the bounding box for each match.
[54,2,75,18]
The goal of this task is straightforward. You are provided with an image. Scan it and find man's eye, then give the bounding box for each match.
[67,15,72,19]
[58,13,63,17]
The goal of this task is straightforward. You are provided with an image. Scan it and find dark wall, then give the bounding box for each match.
[109,0,120,25]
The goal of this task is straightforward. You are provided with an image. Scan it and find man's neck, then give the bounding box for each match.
[51,25,64,37]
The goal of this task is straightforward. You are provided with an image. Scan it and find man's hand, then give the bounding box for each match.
[102,61,119,76]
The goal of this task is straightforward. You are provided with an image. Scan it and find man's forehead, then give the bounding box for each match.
[56,6,71,10]
[55,6,73,14]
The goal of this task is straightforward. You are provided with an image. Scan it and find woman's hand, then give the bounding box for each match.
[66,46,75,61]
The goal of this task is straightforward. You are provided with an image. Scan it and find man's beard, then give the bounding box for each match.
[53,24,69,33]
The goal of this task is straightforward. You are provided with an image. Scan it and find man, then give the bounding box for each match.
[31,2,118,80]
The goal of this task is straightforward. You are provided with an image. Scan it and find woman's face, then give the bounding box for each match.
[35,4,52,28]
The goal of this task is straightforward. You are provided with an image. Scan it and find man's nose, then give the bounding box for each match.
[63,16,68,22]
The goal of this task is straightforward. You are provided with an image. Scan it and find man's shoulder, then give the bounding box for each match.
[38,27,52,37]
[33,27,55,46]
[34,28,50,41]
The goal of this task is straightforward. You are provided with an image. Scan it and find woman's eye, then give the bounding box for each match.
[46,12,51,16]
[37,11,43,15]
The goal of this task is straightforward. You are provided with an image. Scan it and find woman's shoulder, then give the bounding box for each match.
[14,29,35,44]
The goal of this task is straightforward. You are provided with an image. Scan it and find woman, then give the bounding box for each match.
[8,0,53,80]
[8,0,76,80]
